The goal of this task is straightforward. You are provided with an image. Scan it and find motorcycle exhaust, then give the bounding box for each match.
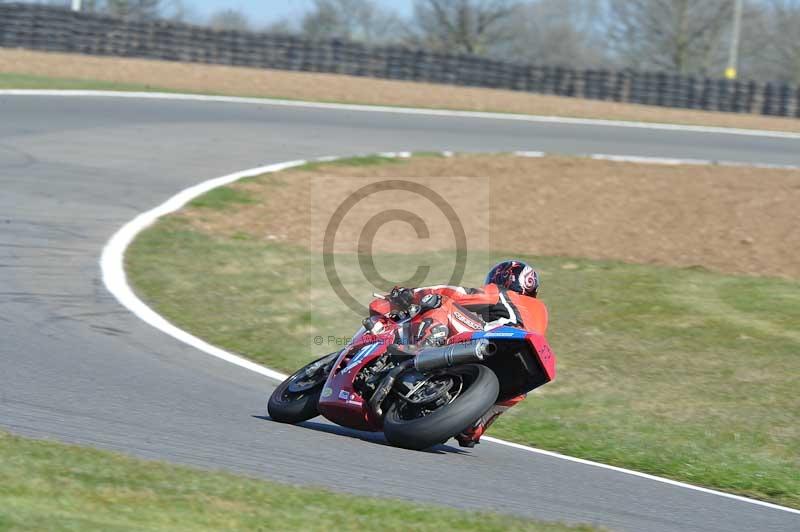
[369,340,496,418]
[369,359,413,418]
[413,339,496,372]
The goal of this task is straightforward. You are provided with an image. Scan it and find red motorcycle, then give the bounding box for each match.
[268,291,556,450]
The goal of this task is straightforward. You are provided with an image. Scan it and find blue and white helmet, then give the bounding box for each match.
[484,260,539,297]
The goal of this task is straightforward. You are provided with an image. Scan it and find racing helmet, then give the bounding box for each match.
[484,260,539,297]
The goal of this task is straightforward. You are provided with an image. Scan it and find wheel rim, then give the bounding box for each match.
[286,372,324,393]
[395,372,466,421]
[280,354,336,401]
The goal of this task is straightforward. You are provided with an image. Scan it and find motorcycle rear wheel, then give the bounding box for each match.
[268,353,336,424]
[383,364,499,450]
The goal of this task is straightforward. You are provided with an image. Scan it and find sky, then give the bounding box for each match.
[185,0,415,27]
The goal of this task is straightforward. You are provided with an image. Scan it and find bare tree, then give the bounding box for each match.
[263,18,295,35]
[407,0,519,55]
[77,0,101,12]
[209,8,250,32]
[103,0,163,20]
[301,0,400,43]
[164,0,198,23]
[605,0,733,75]
[760,0,800,82]
[491,0,609,66]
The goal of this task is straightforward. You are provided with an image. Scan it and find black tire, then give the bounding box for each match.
[383,364,499,450]
[268,353,336,424]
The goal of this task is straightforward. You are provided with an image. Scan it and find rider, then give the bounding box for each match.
[384,260,546,448]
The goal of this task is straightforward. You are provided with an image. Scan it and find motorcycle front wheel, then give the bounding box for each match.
[267,353,337,424]
[383,364,499,450]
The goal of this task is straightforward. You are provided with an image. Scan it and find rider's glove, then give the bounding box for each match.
[388,286,414,312]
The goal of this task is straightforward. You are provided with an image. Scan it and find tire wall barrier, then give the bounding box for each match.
[2,3,799,119]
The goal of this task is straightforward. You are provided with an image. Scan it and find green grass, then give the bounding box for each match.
[188,186,256,209]
[127,199,800,508]
[0,432,588,532]
[408,151,448,158]
[0,72,159,91]
[292,154,406,172]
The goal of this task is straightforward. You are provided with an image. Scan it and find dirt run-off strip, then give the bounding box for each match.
[2,48,800,133]
[183,154,800,279]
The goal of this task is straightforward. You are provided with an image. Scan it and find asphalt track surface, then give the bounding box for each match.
[1,94,799,532]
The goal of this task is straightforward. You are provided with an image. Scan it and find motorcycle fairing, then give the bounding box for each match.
[317,329,392,431]
[474,326,528,339]
[317,325,556,431]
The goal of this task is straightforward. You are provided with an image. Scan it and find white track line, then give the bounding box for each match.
[99,150,800,517]
[482,437,800,515]
[3,89,800,140]
[588,153,800,169]
[100,160,304,382]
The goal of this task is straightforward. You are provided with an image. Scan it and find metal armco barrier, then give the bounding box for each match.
[1,3,798,119]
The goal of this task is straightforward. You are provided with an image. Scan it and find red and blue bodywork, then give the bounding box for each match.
[317,321,556,431]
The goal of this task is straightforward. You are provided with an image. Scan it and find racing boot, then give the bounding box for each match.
[455,394,526,448]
